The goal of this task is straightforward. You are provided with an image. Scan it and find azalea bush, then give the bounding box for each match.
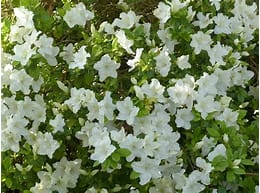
[1,0,259,192]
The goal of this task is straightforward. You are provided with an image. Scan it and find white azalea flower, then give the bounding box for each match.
[13,6,34,28]
[119,134,144,161]
[50,113,65,133]
[213,13,231,34]
[182,171,205,193]
[215,108,239,128]
[35,132,60,159]
[176,55,191,70]
[90,138,116,163]
[132,157,161,185]
[115,30,134,54]
[141,78,165,103]
[127,48,143,71]
[69,46,90,69]
[9,69,34,94]
[207,42,231,65]
[35,34,59,66]
[192,12,213,29]
[190,31,212,54]
[207,144,226,161]
[116,97,139,125]
[63,2,94,28]
[155,48,171,77]
[153,2,171,24]
[60,43,74,64]
[112,10,141,29]
[94,54,120,81]
[12,42,36,65]
[175,108,194,129]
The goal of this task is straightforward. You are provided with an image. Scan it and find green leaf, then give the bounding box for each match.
[93,161,100,167]
[130,171,140,180]
[212,156,229,172]
[207,127,220,138]
[233,168,246,175]
[241,159,254,166]
[111,152,121,162]
[226,170,236,182]
[5,178,13,188]
[92,45,103,57]
[117,148,131,157]
[238,110,247,120]
[218,187,227,193]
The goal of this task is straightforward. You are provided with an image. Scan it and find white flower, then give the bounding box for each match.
[35,34,59,66]
[94,54,120,81]
[110,129,126,144]
[119,134,144,161]
[182,171,205,193]
[194,95,219,119]
[112,11,141,29]
[63,2,94,28]
[32,76,44,93]
[132,157,161,185]
[167,78,195,108]
[116,97,139,125]
[9,69,34,94]
[207,42,231,65]
[155,49,171,77]
[89,128,116,163]
[6,114,29,136]
[12,42,36,65]
[91,139,116,163]
[190,31,212,54]
[99,91,116,120]
[175,108,194,129]
[207,144,226,161]
[14,7,34,28]
[170,0,187,13]
[153,2,171,24]
[210,0,221,11]
[1,129,21,152]
[9,25,31,43]
[149,177,175,193]
[176,55,191,70]
[141,79,165,103]
[255,185,259,193]
[230,66,254,88]
[60,43,74,64]
[35,132,60,159]
[215,108,239,128]
[127,48,143,71]
[196,72,219,96]
[196,157,213,185]
[195,135,216,156]
[157,28,178,53]
[213,13,231,34]
[196,157,213,174]
[115,30,134,54]
[99,21,115,34]
[192,12,213,29]
[69,46,90,69]
[65,87,95,113]
[52,157,82,190]
[50,113,65,133]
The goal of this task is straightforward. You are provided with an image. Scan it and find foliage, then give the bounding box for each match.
[1,0,259,193]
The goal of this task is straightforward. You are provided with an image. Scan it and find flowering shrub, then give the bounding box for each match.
[1,0,259,192]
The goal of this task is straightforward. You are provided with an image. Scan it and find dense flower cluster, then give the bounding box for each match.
[1,0,258,192]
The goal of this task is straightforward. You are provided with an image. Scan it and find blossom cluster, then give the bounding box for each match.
[1,0,258,192]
